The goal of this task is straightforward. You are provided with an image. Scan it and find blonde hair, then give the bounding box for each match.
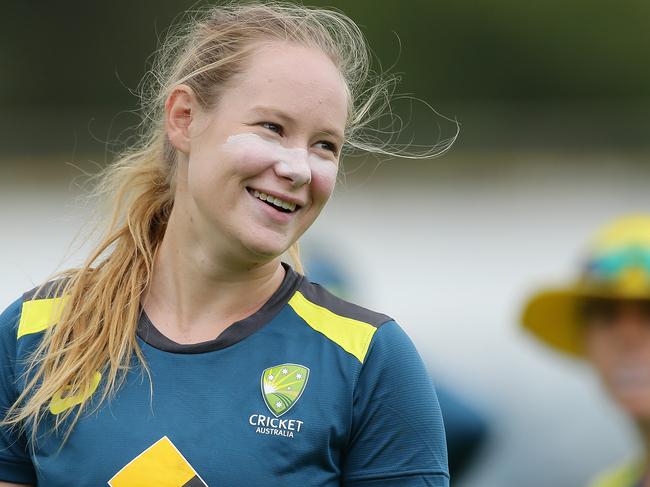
[4,1,455,441]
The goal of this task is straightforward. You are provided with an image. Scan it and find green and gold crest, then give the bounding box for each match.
[261,363,309,417]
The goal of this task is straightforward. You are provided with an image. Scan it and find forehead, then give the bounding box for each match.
[221,41,349,130]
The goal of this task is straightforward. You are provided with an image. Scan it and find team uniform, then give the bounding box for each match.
[0,264,449,486]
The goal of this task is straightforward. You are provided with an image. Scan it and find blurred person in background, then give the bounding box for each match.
[0,2,450,486]
[522,215,650,487]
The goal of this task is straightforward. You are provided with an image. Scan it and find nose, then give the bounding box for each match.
[273,154,312,187]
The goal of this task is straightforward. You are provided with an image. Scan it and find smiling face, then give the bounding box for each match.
[169,41,348,266]
[582,298,650,421]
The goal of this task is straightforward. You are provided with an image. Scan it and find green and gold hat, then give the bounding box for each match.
[521,215,650,357]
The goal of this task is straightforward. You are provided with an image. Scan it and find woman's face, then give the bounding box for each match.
[583,299,650,421]
[170,41,348,264]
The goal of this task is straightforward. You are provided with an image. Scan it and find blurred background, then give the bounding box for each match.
[1,1,649,485]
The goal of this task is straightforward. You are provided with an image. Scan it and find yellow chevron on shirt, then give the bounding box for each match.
[288,291,377,364]
[17,296,68,339]
[109,436,207,487]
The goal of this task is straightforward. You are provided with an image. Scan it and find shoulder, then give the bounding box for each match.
[0,295,24,343]
[588,461,644,487]
[0,279,69,344]
[292,278,393,328]
[21,278,69,302]
[19,279,70,340]
[287,278,394,364]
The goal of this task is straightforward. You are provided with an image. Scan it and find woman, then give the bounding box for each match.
[522,215,650,487]
[0,3,449,486]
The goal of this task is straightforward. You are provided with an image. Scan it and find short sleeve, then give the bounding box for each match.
[0,296,37,483]
[342,320,449,487]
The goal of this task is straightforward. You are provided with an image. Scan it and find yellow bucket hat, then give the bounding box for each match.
[521,215,650,357]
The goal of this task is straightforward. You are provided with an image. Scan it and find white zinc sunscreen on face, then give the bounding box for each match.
[222,133,334,169]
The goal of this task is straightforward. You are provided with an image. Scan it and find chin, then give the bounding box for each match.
[238,224,304,260]
[241,237,294,262]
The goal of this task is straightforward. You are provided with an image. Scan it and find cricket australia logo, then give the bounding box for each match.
[248,363,309,438]
[262,363,309,416]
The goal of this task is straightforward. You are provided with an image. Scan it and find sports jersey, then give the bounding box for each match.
[0,264,449,486]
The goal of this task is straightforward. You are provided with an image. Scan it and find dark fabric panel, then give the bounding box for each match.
[22,277,71,301]
[297,280,392,329]
[182,475,208,487]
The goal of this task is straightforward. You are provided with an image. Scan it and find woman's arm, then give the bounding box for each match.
[0,483,32,486]
[342,320,449,486]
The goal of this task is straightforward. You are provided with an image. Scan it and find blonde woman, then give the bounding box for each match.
[0,3,449,486]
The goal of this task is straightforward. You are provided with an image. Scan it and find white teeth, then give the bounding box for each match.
[250,189,297,212]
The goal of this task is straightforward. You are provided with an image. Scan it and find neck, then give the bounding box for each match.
[142,208,286,344]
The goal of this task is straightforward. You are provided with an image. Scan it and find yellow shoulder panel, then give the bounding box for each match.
[288,291,377,364]
[18,296,68,339]
[588,461,644,487]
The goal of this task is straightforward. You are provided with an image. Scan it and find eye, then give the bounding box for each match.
[580,298,619,328]
[315,140,339,155]
[261,122,283,135]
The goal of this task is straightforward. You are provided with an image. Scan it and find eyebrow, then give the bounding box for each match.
[250,106,344,143]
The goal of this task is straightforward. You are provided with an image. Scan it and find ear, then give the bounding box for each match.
[165,85,197,155]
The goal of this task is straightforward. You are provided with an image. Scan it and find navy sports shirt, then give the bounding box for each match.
[0,264,449,486]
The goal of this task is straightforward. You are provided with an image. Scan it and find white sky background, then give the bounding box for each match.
[1,154,649,486]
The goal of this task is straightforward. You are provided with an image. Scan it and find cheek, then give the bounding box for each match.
[189,146,271,190]
[185,155,225,204]
[584,331,612,368]
[220,133,281,176]
[234,145,277,174]
[584,331,618,382]
[309,159,338,205]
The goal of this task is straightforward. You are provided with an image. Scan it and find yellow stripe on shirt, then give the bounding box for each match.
[588,461,645,487]
[288,291,377,364]
[17,296,68,339]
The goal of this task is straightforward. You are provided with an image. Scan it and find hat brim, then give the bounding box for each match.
[522,289,585,357]
[521,286,650,358]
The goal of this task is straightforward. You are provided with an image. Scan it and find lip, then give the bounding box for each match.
[246,186,305,209]
[246,188,301,223]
